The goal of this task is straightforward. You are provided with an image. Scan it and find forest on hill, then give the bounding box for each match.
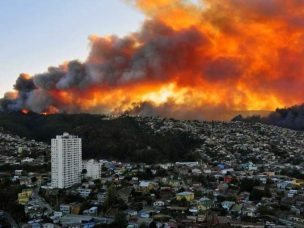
[0,112,201,163]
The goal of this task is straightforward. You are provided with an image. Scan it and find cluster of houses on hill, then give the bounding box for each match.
[1,117,304,227]
[6,158,304,227]
[0,131,49,168]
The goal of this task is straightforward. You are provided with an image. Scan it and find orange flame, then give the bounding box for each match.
[21,109,29,114]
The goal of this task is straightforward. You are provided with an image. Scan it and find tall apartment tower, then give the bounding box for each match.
[51,132,82,189]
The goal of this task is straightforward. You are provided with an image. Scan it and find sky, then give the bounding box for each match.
[0,0,144,97]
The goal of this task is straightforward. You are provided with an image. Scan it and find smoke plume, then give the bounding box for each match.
[232,104,304,131]
[2,0,304,120]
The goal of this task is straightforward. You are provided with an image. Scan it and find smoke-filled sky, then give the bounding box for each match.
[1,0,304,120]
[0,0,144,96]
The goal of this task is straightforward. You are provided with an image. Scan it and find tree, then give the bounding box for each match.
[82,169,87,174]
[239,178,260,192]
[81,169,87,181]
[112,211,127,228]
[104,185,118,213]
[31,176,37,183]
[149,221,157,228]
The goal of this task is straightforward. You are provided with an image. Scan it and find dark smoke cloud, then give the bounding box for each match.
[232,104,304,130]
[14,73,36,92]
[87,20,207,86]
[128,100,243,121]
[56,61,90,90]
[33,67,65,90]
[0,20,209,114]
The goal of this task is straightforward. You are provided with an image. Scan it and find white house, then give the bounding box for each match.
[82,159,101,180]
[153,200,165,207]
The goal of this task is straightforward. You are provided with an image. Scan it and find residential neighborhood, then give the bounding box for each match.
[1,117,304,227]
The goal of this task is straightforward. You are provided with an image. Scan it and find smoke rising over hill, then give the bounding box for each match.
[2,0,304,120]
[233,104,304,131]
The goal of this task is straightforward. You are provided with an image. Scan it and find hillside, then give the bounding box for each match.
[0,112,201,163]
[0,112,304,166]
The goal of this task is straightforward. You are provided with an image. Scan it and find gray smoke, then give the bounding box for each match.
[232,104,304,130]
[0,20,207,114]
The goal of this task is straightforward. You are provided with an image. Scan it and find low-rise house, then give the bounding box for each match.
[176,191,194,202]
[153,200,165,207]
[230,204,243,216]
[277,181,291,190]
[77,188,92,198]
[138,181,157,193]
[138,209,150,218]
[224,176,233,183]
[83,207,98,216]
[15,169,24,176]
[18,189,33,205]
[70,203,82,215]
[221,201,235,211]
[60,204,71,215]
[125,209,138,218]
[191,168,202,176]
[197,197,213,212]
[242,204,257,217]
[241,162,258,171]
[97,192,106,205]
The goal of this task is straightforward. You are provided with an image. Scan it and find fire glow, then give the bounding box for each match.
[1,0,304,120]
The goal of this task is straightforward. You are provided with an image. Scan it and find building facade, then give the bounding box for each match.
[82,159,101,180]
[51,133,82,188]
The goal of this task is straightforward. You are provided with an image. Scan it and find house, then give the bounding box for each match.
[242,204,257,217]
[70,203,82,215]
[217,164,226,170]
[60,204,71,215]
[53,211,63,218]
[197,197,213,211]
[138,181,157,192]
[15,170,23,176]
[42,223,55,228]
[175,162,199,167]
[153,200,165,207]
[138,210,150,218]
[191,168,202,176]
[277,181,291,190]
[176,191,194,202]
[125,209,138,217]
[189,207,198,214]
[217,183,229,193]
[230,204,243,216]
[221,168,234,175]
[287,189,298,198]
[18,189,33,205]
[224,176,233,183]
[19,177,32,186]
[221,201,235,210]
[292,179,304,187]
[240,162,257,171]
[83,207,98,216]
[77,188,92,198]
[97,192,106,205]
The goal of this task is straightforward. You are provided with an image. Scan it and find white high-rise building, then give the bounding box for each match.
[51,132,82,189]
[82,159,101,180]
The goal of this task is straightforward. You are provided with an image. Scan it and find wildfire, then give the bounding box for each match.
[2,0,304,120]
[21,109,29,115]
